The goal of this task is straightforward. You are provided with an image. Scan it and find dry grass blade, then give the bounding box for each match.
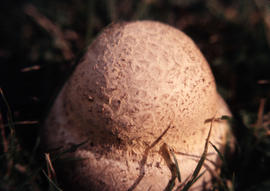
[23,4,74,61]
[0,113,8,154]
[160,143,180,191]
[257,79,270,84]
[45,153,57,182]
[0,88,15,178]
[60,139,89,155]
[42,170,63,191]
[0,112,13,179]
[256,98,266,129]
[0,88,15,133]
[4,120,39,127]
[44,153,63,191]
[128,125,172,191]
[21,65,41,72]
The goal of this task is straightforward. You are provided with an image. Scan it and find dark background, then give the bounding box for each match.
[1,0,270,190]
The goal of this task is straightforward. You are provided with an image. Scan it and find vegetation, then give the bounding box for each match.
[0,0,269,190]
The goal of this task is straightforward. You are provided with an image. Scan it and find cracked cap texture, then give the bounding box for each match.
[43,21,231,191]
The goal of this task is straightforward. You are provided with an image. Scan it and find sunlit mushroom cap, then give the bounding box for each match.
[43,21,231,191]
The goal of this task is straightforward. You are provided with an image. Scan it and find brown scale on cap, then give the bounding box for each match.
[43,21,231,191]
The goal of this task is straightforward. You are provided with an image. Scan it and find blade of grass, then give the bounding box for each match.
[0,88,15,134]
[170,150,181,182]
[60,139,89,155]
[128,125,172,191]
[0,113,8,154]
[165,176,176,191]
[182,118,214,191]
[48,140,89,166]
[210,141,225,162]
[42,170,63,191]
[257,98,266,126]
[160,143,181,190]
[191,170,206,185]
[45,153,57,183]
[0,88,16,178]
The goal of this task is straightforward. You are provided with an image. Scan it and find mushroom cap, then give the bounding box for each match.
[43,21,231,190]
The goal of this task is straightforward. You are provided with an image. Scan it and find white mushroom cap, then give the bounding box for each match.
[43,21,231,191]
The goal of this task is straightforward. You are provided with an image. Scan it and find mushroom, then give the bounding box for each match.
[42,21,231,191]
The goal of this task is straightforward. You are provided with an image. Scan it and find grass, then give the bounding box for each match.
[1,86,269,190]
[0,88,87,191]
[1,86,269,191]
[212,99,270,191]
[1,0,270,190]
